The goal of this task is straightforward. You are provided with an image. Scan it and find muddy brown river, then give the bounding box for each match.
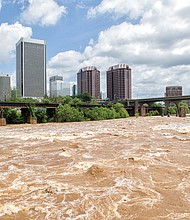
[0,116,190,219]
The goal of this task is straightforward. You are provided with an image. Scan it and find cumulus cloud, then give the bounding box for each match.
[47,51,85,81]
[20,0,67,26]
[48,0,190,97]
[87,0,155,19]
[0,22,32,63]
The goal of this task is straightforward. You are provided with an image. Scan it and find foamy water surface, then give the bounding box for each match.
[0,117,190,219]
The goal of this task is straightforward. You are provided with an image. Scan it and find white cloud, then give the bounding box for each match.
[20,0,67,26]
[0,22,32,63]
[47,51,85,81]
[48,0,190,98]
[87,0,155,19]
[0,0,2,10]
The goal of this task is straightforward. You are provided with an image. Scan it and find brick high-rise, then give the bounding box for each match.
[77,66,100,98]
[107,64,132,101]
[165,86,182,97]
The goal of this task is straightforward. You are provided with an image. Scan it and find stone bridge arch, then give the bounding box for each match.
[165,100,183,116]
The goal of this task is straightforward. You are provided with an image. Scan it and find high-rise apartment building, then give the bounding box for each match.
[16,38,46,98]
[0,73,10,101]
[77,66,100,98]
[165,86,182,97]
[107,64,132,101]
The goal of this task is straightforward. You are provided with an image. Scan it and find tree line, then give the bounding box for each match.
[3,93,129,124]
[3,91,190,124]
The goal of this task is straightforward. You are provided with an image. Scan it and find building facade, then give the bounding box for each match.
[16,38,46,98]
[77,66,100,98]
[72,84,77,96]
[0,74,10,101]
[50,76,64,97]
[50,76,74,97]
[165,86,182,97]
[107,64,132,101]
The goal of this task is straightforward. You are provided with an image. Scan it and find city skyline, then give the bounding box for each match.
[0,0,190,98]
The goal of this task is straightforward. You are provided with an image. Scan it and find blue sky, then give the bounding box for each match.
[0,0,190,98]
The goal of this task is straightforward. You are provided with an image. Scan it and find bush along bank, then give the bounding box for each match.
[3,103,129,124]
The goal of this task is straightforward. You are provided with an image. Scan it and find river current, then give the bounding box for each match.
[0,117,190,219]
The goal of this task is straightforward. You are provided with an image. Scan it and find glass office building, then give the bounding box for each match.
[16,38,46,98]
[50,76,64,97]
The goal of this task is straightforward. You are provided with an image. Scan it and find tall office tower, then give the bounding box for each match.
[72,84,77,96]
[0,73,10,101]
[77,66,100,98]
[107,64,132,101]
[165,86,182,97]
[49,76,64,97]
[16,38,46,98]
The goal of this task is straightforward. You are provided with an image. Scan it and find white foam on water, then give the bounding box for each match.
[59,152,72,157]
[82,153,93,159]
[153,123,190,133]
[74,161,95,170]
[0,204,21,217]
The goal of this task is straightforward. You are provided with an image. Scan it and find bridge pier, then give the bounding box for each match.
[134,100,139,115]
[179,107,186,117]
[0,109,6,126]
[21,108,37,124]
[140,107,146,116]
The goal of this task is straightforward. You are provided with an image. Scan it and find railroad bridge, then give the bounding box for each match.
[0,95,190,125]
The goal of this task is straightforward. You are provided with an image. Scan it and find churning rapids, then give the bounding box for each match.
[0,117,190,220]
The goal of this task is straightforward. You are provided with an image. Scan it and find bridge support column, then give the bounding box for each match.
[179,107,186,117]
[140,107,146,116]
[175,101,180,116]
[134,100,139,116]
[21,108,37,124]
[0,109,6,126]
[27,115,37,124]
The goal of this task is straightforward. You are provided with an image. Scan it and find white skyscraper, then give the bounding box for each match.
[50,76,64,97]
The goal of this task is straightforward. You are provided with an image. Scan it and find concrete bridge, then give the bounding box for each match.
[127,95,190,116]
[0,95,190,125]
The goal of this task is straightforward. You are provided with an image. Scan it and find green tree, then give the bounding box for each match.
[55,104,85,122]
[70,97,83,106]
[77,93,92,102]
[146,110,160,116]
[113,103,129,118]
[4,109,23,124]
[34,108,48,123]
[168,105,177,115]
[179,102,190,114]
